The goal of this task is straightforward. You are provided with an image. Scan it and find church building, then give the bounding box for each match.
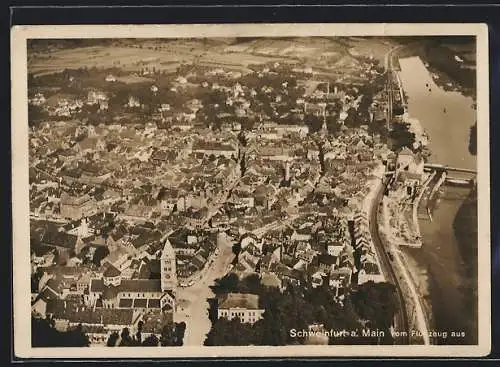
[87,240,177,311]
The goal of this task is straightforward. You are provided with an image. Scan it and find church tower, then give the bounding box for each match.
[160,239,177,292]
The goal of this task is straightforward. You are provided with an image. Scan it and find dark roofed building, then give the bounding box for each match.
[40,231,79,251]
[103,264,121,278]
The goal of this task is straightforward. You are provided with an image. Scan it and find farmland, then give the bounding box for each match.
[28,37,390,78]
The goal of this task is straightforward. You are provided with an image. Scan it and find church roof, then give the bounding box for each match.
[90,279,163,293]
[161,239,175,259]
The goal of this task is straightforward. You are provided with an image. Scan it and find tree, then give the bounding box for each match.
[212,273,239,295]
[119,327,134,346]
[232,243,242,257]
[326,115,342,135]
[160,324,176,346]
[389,123,416,151]
[304,114,324,134]
[107,331,119,346]
[28,104,48,127]
[344,107,361,128]
[142,334,159,346]
[468,121,477,156]
[204,318,255,346]
[32,317,90,347]
[174,322,186,346]
[136,320,144,344]
[92,246,110,267]
[239,273,261,294]
[349,281,399,330]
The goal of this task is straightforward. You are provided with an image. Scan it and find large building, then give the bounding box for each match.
[217,293,265,324]
[60,193,98,220]
[87,240,177,311]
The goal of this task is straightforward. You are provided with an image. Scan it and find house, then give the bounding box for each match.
[60,193,98,220]
[217,293,265,324]
[168,230,198,256]
[311,270,326,288]
[74,137,106,154]
[327,241,345,257]
[291,229,312,242]
[257,252,280,273]
[253,184,276,210]
[396,148,424,181]
[31,297,48,318]
[191,141,239,159]
[87,90,108,105]
[316,254,337,273]
[38,230,80,258]
[46,300,136,344]
[236,250,260,276]
[127,96,141,108]
[329,267,352,299]
[240,233,260,251]
[357,261,384,285]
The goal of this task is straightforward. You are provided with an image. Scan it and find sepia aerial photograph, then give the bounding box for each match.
[11,24,489,357]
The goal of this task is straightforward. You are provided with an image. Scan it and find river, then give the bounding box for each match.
[397,56,478,345]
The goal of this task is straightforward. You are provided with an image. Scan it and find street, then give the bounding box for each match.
[174,233,235,346]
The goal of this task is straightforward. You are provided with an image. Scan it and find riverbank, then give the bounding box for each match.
[410,186,477,345]
[452,187,478,344]
[397,53,478,345]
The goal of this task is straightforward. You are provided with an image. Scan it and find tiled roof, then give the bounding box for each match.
[119,298,133,308]
[71,308,134,326]
[317,254,337,266]
[218,293,260,310]
[147,299,161,308]
[361,261,380,275]
[121,279,162,292]
[90,279,163,293]
[102,286,119,300]
[103,264,121,277]
[40,231,78,250]
[133,299,147,308]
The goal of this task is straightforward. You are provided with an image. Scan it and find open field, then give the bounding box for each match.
[28,37,394,79]
[346,37,397,63]
[28,46,188,76]
[114,74,154,84]
[223,37,346,60]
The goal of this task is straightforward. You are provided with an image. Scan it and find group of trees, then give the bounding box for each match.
[388,122,416,151]
[206,273,399,346]
[32,316,90,347]
[31,316,187,348]
[212,272,262,296]
[106,321,186,347]
[424,40,476,92]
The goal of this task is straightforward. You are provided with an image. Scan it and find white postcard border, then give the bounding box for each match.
[11,22,491,358]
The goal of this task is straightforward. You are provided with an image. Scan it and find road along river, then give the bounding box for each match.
[397,56,478,345]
